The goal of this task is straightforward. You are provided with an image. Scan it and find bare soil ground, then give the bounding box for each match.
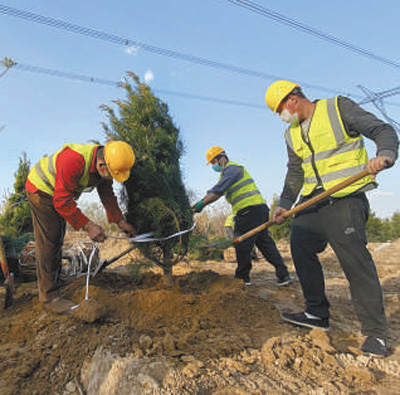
[0,233,399,394]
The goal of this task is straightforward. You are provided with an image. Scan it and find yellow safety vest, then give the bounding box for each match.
[223,161,265,214]
[224,214,235,229]
[27,144,97,197]
[285,98,374,197]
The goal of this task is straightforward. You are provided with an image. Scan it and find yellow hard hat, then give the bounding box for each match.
[206,146,225,165]
[265,80,299,114]
[104,141,135,182]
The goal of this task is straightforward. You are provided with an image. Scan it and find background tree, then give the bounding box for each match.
[101,72,193,282]
[366,211,386,242]
[0,152,33,237]
[390,211,400,240]
[268,195,293,241]
[366,211,395,242]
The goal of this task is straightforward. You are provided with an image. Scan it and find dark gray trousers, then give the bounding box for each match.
[234,204,289,281]
[290,193,387,339]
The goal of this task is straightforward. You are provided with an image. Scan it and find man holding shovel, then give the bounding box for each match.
[193,146,291,286]
[265,80,398,357]
[26,141,136,314]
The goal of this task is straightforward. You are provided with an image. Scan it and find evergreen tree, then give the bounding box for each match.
[0,153,33,237]
[101,72,193,281]
[366,211,392,242]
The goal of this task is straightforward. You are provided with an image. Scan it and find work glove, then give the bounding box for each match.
[193,199,205,213]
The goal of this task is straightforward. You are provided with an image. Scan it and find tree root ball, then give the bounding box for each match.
[71,298,106,323]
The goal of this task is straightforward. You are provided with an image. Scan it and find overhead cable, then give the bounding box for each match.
[5,60,400,108]
[8,61,400,108]
[16,63,118,87]
[224,0,400,70]
[0,3,345,96]
[13,62,265,109]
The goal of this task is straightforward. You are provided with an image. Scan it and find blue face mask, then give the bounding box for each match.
[212,163,222,172]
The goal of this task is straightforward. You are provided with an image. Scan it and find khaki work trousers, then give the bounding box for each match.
[27,191,66,302]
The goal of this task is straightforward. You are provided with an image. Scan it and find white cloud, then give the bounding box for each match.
[144,70,154,83]
[125,45,140,55]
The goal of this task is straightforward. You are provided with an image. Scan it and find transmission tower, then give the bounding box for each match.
[358,85,400,132]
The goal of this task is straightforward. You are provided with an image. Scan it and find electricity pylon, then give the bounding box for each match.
[358,85,400,132]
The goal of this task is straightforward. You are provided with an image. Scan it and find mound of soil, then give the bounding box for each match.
[0,236,399,394]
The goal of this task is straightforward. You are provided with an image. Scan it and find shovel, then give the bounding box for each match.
[91,232,154,277]
[234,168,371,244]
[0,236,14,309]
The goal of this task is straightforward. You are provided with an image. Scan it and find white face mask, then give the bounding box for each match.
[280,109,299,124]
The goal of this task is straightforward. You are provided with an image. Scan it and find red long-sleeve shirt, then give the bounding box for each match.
[26,146,123,229]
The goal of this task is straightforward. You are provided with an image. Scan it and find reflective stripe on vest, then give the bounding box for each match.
[224,214,235,229]
[285,98,374,197]
[223,161,264,214]
[27,144,97,196]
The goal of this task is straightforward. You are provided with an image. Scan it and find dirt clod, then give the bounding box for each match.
[71,298,107,323]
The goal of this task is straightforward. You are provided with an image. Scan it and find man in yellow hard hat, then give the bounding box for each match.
[265,80,399,357]
[193,146,291,286]
[26,141,136,314]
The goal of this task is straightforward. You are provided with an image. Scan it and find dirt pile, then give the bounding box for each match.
[0,236,399,394]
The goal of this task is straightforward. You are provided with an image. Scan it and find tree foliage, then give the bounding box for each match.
[268,195,293,241]
[366,211,400,242]
[0,153,33,237]
[101,72,193,276]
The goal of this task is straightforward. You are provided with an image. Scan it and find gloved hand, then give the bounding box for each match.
[193,199,205,213]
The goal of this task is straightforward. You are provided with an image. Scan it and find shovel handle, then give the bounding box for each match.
[234,168,370,244]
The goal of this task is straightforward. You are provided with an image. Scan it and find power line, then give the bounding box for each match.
[224,0,400,70]
[12,62,266,109]
[16,63,118,87]
[6,61,400,108]
[0,3,347,96]
[156,89,265,109]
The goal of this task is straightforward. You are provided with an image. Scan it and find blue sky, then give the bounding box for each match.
[1,0,399,218]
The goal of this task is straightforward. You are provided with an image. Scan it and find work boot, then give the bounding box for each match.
[43,297,75,315]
